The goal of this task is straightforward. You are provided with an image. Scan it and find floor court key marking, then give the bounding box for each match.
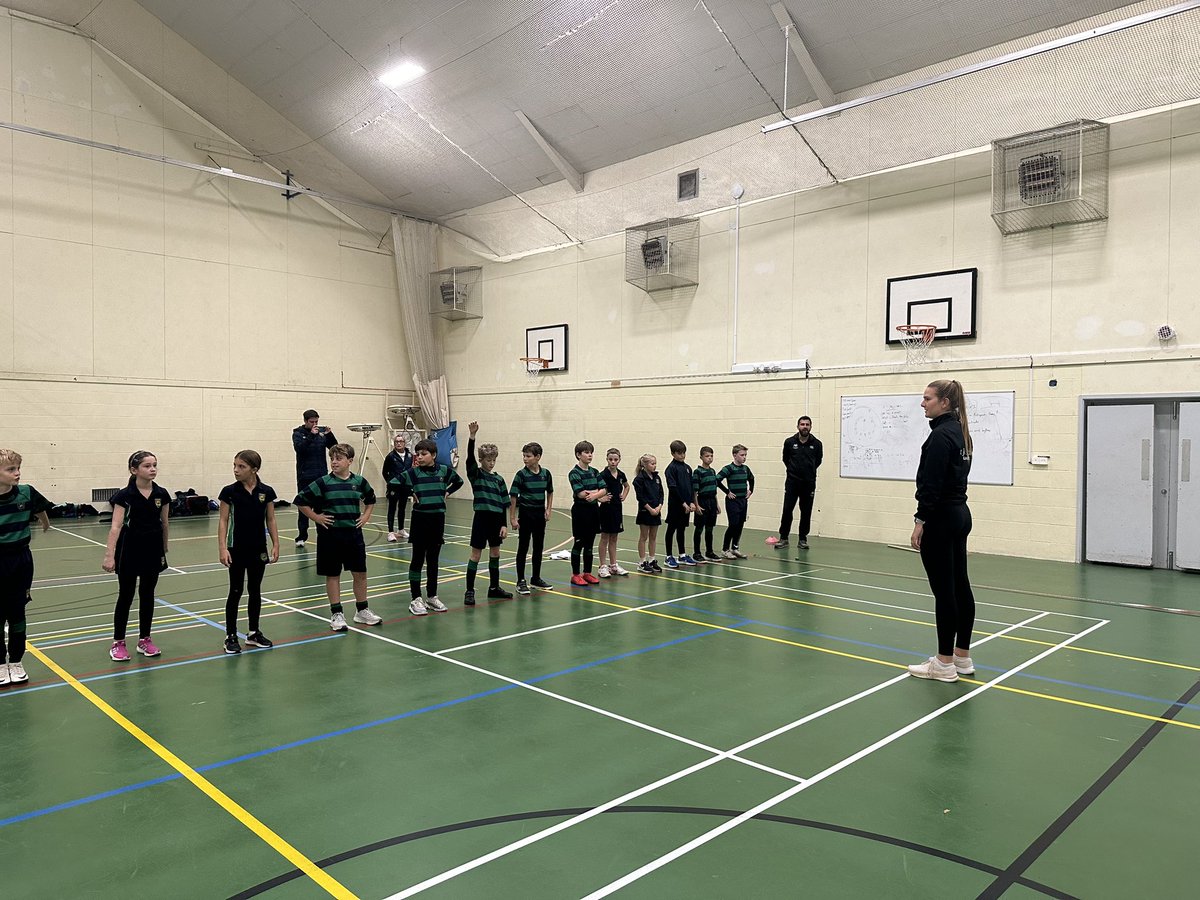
[24,642,359,900]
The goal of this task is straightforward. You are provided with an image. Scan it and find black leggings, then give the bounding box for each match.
[114,571,159,641]
[516,508,546,582]
[723,497,747,550]
[919,504,976,656]
[387,492,409,532]
[226,560,265,635]
[2,602,26,663]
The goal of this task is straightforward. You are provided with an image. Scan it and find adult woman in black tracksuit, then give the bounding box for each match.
[908,379,977,683]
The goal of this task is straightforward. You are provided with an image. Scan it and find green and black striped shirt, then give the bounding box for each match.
[692,465,718,499]
[466,439,509,514]
[510,466,554,509]
[0,484,53,549]
[716,463,755,499]
[402,464,464,515]
[568,465,604,504]
[296,473,376,528]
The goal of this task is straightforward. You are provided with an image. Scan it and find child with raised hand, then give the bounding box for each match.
[692,445,722,562]
[632,454,664,574]
[464,422,512,606]
[295,443,381,631]
[103,451,171,661]
[568,440,609,586]
[401,437,464,615]
[597,448,630,577]
[382,433,413,542]
[218,450,280,654]
[717,444,754,559]
[0,449,53,685]
[509,442,554,595]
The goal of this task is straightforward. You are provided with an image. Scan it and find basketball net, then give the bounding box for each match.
[896,325,936,367]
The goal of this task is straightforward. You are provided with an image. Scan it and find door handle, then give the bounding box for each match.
[1183,439,1192,483]
[1141,439,1151,481]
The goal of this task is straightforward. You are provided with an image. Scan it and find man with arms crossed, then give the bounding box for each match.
[776,416,822,550]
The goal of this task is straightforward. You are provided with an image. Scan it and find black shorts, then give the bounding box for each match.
[114,534,167,576]
[469,511,506,549]
[571,502,600,540]
[696,497,719,527]
[666,502,691,526]
[228,546,270,568]
[0,547,34,608]
[598,504,624,534]
[410,510,446,546]
[518,506,547,535]
[315,527,367,576]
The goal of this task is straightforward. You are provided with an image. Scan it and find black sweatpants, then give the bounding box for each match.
[114,571,159,641]
[225,557,266,635]
[778,478,816,541]
[515,506,546,582]
[0,548,33,663]
[723,496,747,551]
[387,489,410,533]
[693,499,717,557]
[409,512,445,599]
[919,503,976,657]
[571,503,600,575]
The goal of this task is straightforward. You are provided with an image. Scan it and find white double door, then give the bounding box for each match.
[1084,401,1200,569]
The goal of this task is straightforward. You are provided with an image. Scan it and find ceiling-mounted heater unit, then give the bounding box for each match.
[991,120,1109,235]
[624,217,699,293]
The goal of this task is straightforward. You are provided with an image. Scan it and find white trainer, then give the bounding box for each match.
[398,529,409,541]
[598,564,611,578]
[732,549,748,559]
[0,664,9,686]
[353,608,383,626]
[409,597,428,616]
[723,550,737,560]
[611,564,629,576]
[387,532,397,543]
[953,656,975,676]
[8,661,28,683]
[907,656,959,682]
[426,596,448,613]
[330,612,348,632]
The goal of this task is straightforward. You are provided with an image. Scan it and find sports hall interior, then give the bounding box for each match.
[1,1,1198,898]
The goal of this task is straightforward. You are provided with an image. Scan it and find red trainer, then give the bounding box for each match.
[582,573,600,584]
[570,574,588,586]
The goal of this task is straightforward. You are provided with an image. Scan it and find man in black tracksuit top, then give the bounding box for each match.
[776,416,823,550]
[292,409,338,546]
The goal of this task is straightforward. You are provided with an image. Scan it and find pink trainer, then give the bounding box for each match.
[110,640,130,662]
[136,637,161,658]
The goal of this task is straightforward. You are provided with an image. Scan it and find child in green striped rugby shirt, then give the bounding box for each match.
[0,449,53,685]
[401,437,464,616]
[463,422,512,606]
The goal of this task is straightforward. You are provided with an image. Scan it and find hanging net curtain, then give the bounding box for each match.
[391,214,450,430]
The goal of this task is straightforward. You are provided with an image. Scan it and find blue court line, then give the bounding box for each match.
[155,596,226,632]
[667,602,1200,713]
[0,625,729,828]
[1,635,342,698]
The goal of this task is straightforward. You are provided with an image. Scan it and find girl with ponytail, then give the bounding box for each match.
[908,380,977,683]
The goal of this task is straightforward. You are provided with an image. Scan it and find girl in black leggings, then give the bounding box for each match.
[908,379,977,683]
[103,451,171,662]
[218,450,280,654]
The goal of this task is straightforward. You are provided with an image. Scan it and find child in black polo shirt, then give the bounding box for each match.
[0,449,53,685]
[401,438,464,616]
[217,450,280,653]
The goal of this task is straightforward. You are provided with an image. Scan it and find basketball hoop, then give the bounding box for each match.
[519,356,550,378]
[895,324,937,367]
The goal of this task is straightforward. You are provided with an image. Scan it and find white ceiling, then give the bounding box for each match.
[13,0,1144,221]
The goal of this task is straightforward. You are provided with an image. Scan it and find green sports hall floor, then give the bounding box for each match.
[2,502,1198,899]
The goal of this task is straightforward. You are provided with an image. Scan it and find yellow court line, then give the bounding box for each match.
[548,585,1200,732]
[25,643,358,899]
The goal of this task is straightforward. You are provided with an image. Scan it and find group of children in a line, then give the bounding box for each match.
[0,431,755,674]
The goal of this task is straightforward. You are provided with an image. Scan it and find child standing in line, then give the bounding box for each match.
[402,438,464,615]
[692,445,722,563]
[664,440,698,568]
[0,449,53,685]
[217,450,280,654]
[295,443,382,631]
[717,444,754,559]
[509,442,554,596]
[103,451,171,661]
[568,440,609,586]
[597,448,630,578]
[382,433,413,542]
[632,454,664,574]
[464,422,513,606]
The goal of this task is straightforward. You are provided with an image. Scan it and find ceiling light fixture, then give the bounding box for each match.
[379,60,426,88]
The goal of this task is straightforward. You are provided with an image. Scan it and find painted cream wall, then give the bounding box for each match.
[438,105,1200,562]
[0,12,412,505]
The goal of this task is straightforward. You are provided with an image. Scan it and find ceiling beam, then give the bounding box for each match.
[770,2,836,109]
[514,110,585,193]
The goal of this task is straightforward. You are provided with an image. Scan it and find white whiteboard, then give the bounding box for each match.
[840,391,1014,485]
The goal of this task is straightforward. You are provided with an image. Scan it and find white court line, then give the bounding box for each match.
[579,617,1110,899]
[381,611,1056,899]
[435,572,816,656]
[50,525,108,548]
[261,575,839,786]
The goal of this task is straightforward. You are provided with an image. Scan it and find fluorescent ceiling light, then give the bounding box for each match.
[379,61,426,87]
